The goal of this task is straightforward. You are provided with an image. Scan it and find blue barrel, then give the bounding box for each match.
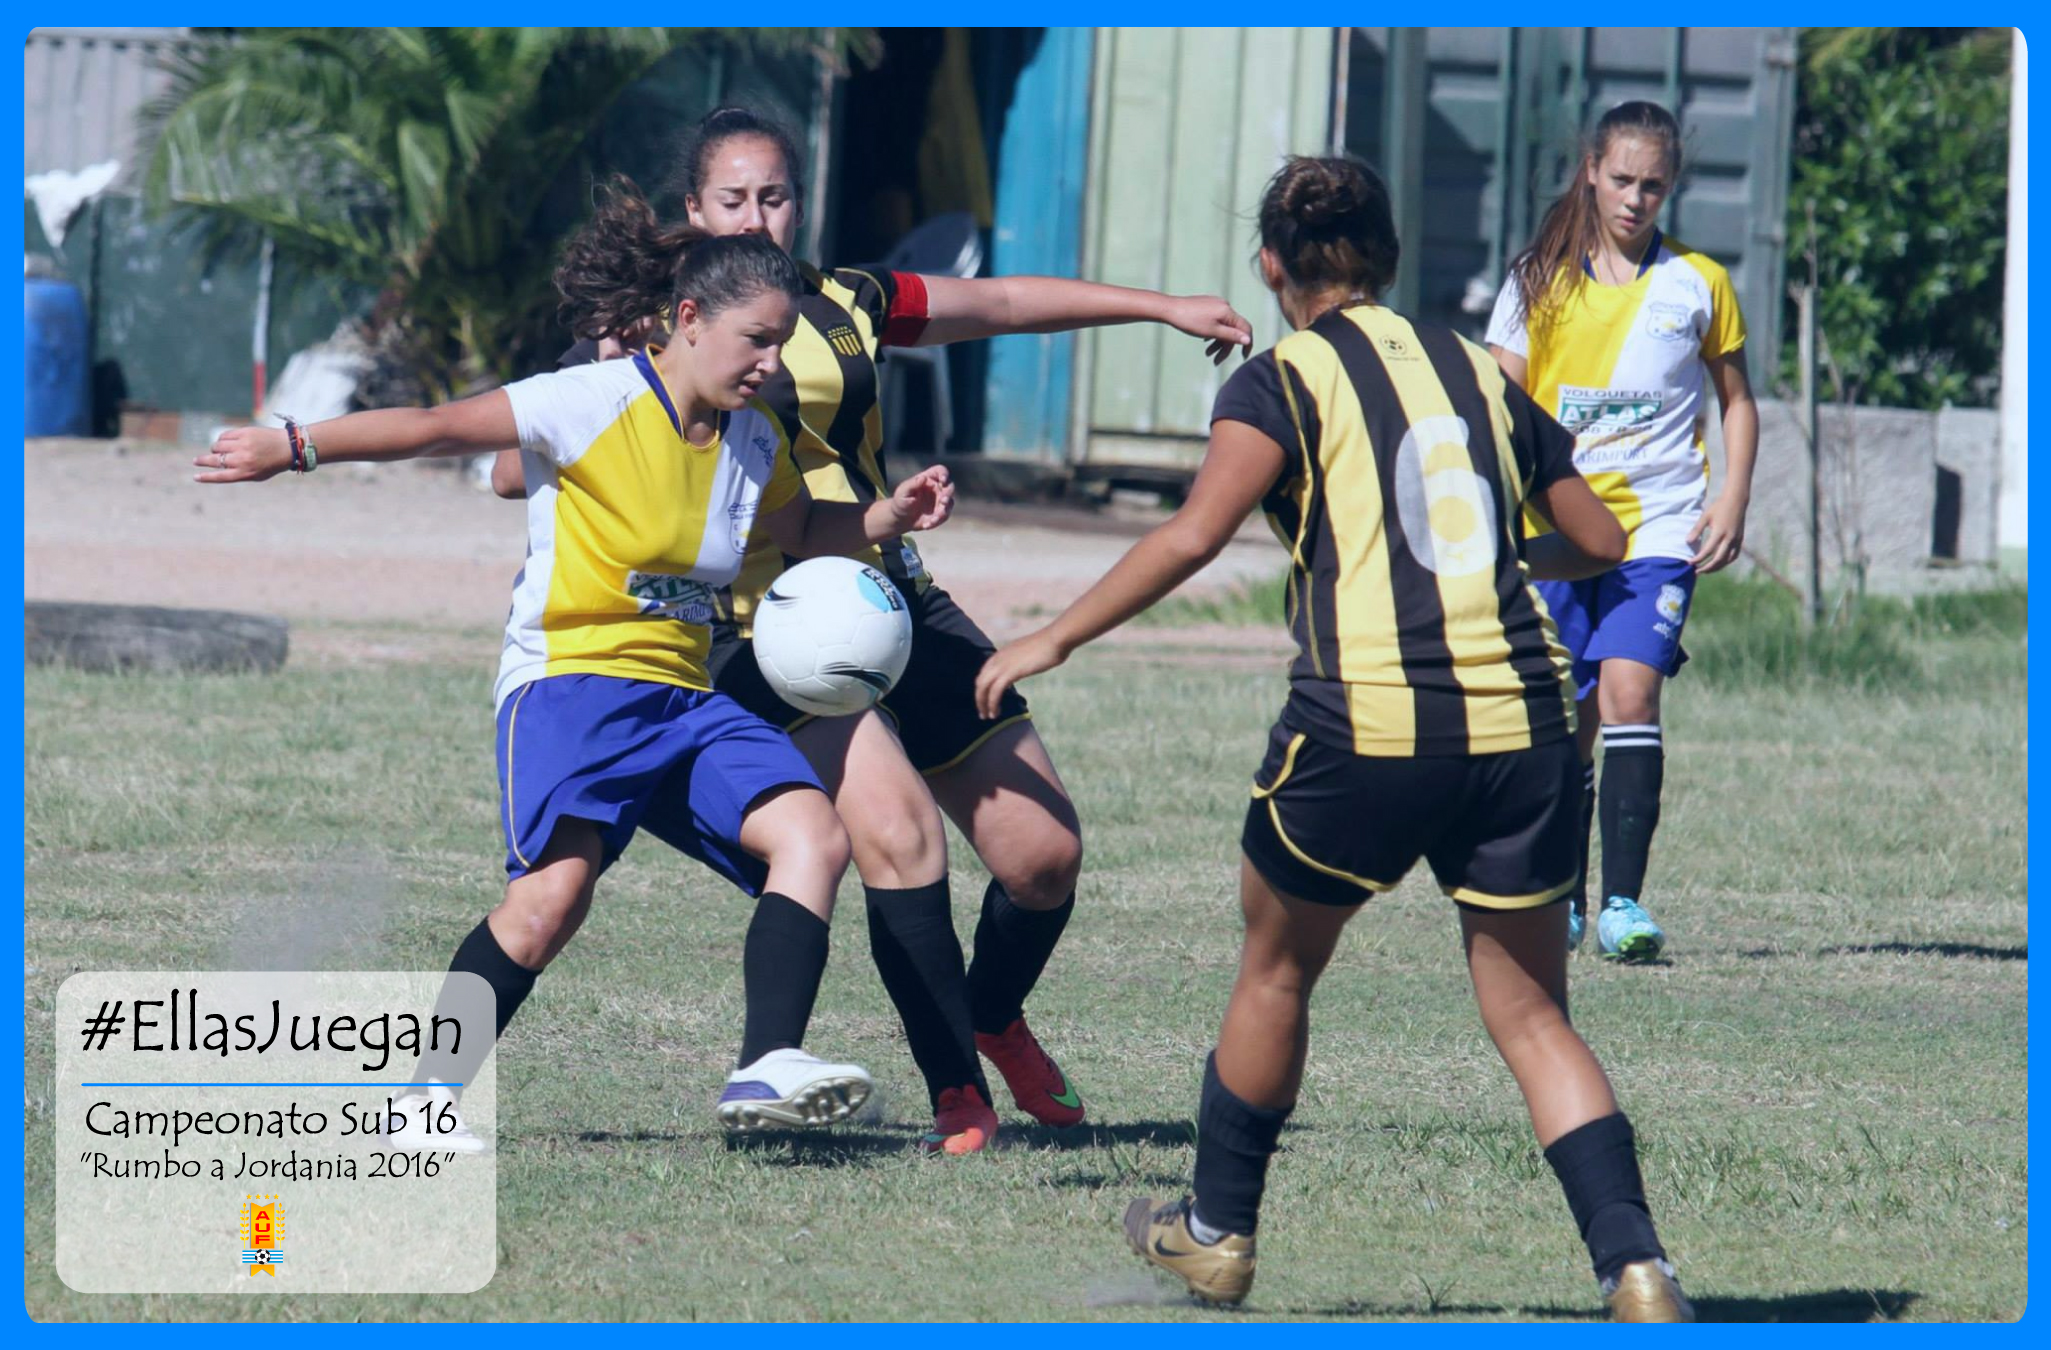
[25,276,91,437]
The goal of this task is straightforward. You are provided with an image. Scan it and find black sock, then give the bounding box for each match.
[1544,1112,1667,1283]
[864,881,989,1109]
[738,892,829,1067]
[1189,1052,1292,1237]
[418,917,538,1088]
[1573,761,1597,914]
[1599,725,1665,901]
[966,881,1074,1035]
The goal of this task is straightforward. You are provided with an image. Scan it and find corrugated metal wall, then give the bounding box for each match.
[1344,27,1796,381]
[1072,27,1335,473]
[24,28,196,180]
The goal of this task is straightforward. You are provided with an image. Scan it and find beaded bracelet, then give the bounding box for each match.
[282,416,318,474]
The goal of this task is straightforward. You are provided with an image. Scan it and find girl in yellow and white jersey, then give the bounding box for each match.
[1487,100,1760,962]
[199,205,955,1144]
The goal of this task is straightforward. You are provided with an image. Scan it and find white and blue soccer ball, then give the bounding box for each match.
[752,556,913,717]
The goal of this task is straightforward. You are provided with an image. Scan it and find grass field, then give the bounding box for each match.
[23,584,2028,1322]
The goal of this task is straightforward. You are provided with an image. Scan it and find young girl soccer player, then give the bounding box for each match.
[197,211,956,1141]
[493,107,1253,1154]
[1486,100,1759,961]
[977,156,1692,1320]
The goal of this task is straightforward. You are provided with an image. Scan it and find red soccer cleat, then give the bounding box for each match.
[918,1084,999,1156]
[975,1017,1086,1127]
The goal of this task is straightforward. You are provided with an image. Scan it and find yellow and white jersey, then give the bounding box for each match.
[1485,235,1747,561]
[494,351,803,707]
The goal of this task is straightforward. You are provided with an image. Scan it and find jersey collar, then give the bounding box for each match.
[1582,227,1662,282]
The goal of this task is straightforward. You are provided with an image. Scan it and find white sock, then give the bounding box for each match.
[1185,1201,1228,1245]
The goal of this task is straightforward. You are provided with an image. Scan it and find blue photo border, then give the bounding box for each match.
[6,6,2038,1336]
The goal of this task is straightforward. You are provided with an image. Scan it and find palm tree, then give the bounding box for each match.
[140,27,860,400]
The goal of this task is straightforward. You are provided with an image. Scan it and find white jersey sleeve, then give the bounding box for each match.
[499,362,644,469]
[1483,275,1530,358]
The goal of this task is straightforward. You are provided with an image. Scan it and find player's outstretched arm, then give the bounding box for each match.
[974,420,1283,719]
[760,465,955,560]
[194,392,520,484]
[916,275,1253,365]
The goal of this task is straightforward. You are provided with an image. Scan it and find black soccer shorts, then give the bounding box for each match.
[1240,722,1581,910]
[707,583,1030,775]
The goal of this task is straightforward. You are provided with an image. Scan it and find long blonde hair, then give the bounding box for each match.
[1507,101,1682,326]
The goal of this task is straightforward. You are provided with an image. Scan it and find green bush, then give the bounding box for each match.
[1780,29,2012,410]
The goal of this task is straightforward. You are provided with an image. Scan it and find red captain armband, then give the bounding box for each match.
[880,271,931,347]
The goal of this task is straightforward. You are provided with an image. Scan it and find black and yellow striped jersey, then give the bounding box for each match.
[1212,304,1581,758]
[561,261,935,633]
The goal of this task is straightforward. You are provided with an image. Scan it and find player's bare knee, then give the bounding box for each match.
[852,804,945,882]
[994,829,1083,910]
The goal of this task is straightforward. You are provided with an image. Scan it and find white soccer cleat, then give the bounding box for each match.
[379,1080,491,1155]
[716,1048,873,1132]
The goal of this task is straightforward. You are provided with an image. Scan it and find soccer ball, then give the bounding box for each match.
[752,557,914,717]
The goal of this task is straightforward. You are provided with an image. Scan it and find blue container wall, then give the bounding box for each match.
[24,278,92,436]
[981,27,1094,463]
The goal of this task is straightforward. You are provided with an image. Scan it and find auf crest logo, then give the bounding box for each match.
[1643,301,1692,343]
[240,1194,284,1276]
[825,325,863,358]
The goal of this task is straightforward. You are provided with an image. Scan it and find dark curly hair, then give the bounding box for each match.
[1256,155,1399,299]
[554,175,800,341]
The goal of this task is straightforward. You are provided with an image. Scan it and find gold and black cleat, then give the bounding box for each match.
[1605,1259,1696,1322]
[1122,1195,1256,1307]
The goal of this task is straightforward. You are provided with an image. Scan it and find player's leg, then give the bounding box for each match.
[1439,740,1688,1320]
[1123,858,1354,1306]
[1592,659,1669,960]
[1461,904,1688,1319]
[1579,559,1695,961]
[791,710,995,1154]
[1127,729,1414,1306]
[899,585,1087,1126]
[636,691,876,1131]
[927,719,1088,1127]
[391,821,604,1155]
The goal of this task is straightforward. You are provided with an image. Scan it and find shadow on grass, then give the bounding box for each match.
[1691,1288,1921,1322]
[1741,942,2026,962]
[1271,1288,1918,1322]
[1004,1119,1203,1152]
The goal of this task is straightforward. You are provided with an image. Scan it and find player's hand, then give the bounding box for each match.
[975,629,1067,720]
[1165,295,1254,365]
[889,464,955,532]
[1689,495,1747,574]
[193,426,292,483]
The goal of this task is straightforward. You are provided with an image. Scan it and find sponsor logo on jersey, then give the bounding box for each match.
[727,501,757,554]
[1644,301,1693,343]
[627,572,717,625]
[1377,333,1416,361]
[825,324,863,358]
[1557,385,1664,432]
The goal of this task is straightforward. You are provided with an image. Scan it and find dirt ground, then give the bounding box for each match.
[23,438,1293,665]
